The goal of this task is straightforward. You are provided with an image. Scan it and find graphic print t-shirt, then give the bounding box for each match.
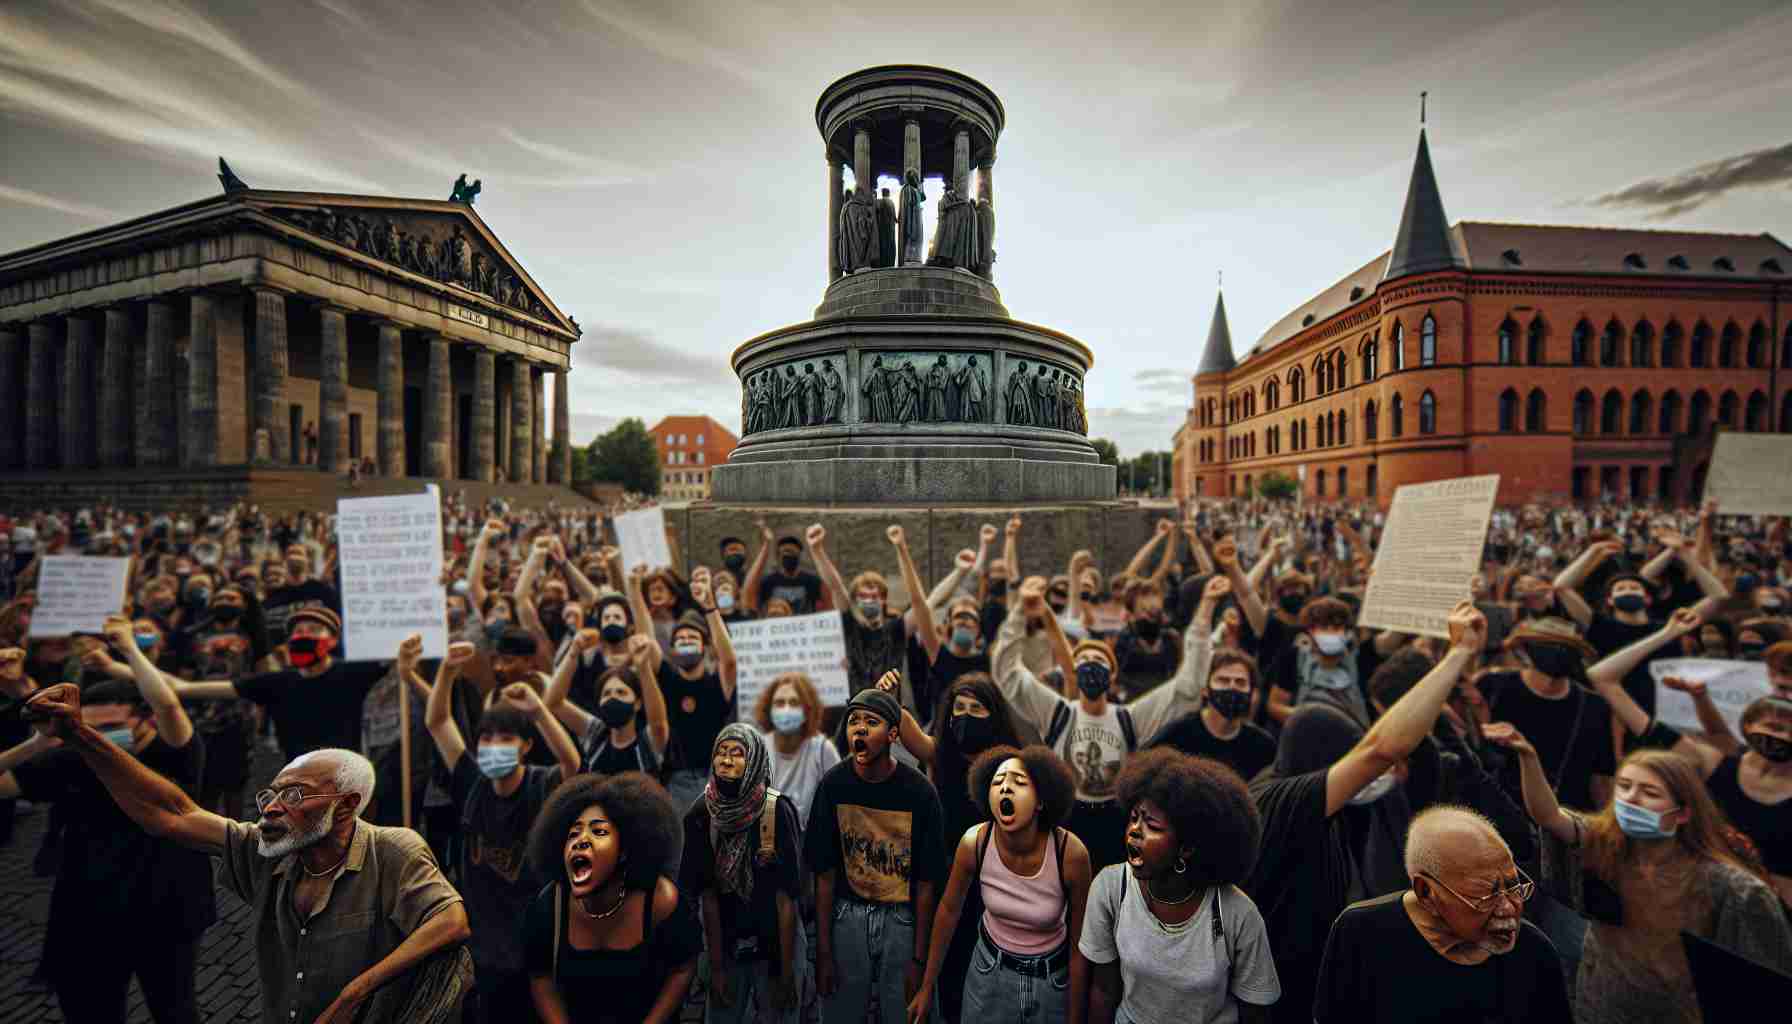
[803,759,946,904]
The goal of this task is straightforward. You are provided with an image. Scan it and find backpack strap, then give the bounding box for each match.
[1043,703,1074,749]
[552,883,563,981]
[1054,827,1072,905]
[758,788,782,864]
[1211,886,1232,990]
[1117,708,1138,753]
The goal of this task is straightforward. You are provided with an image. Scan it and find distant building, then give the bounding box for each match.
[648,415,739,500]
[1173,127,1791,508]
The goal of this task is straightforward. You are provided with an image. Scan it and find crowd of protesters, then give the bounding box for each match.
[1,489,1790,1024]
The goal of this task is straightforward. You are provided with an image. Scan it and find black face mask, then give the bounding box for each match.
[780,554,801,573]
[987,579,1008,599]
[600,623,628,645]
[210,605,242,624]
[1737,642,1767,660]
[1207,687,1252,719]
[1279,592,1308,615]
[1079,589,1097,603]
[598,698,635,728]
[1135,617,1162,642]
[723,554,747,575]
[949,713,996,754]
[1736,573,1761,594]
[714,776,744,798]
[1746,732,1792,763]
[1522,642,1582,678]
[1076,661,1111,698]
[1612,594,1647,614]
[448,608,467,629]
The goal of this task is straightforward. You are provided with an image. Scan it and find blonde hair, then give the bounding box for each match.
[1581,748,1762,883]
[753,672,823,740]
[849,571,889,601]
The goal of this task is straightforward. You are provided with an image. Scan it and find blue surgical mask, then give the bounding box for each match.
[475,744,521,780]
[770,706,805,734]
[1614,797,1679,839]
[716,592,735,612]
[858,598,883,619]
[134,633,158,652]
[1313,631,1349,656]
[98,726,136,749]
[950,626,976,649]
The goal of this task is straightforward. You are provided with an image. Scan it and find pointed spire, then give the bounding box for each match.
[1382,126,1463,281]
[1196,287,1236,375]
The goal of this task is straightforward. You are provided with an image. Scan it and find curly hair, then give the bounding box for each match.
[967,744,1076,833]
[1298,596,1355,630]
[526,771,680,891]
[1114,747,1261,887]
[752,672,824,740]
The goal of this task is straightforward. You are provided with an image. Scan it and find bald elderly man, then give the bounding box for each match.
[23,683,473,1024]
[1312,805,1571,1023]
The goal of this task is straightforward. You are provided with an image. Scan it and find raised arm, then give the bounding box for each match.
[1066,549,1092,623]
[103,616,192,749]
[1161,576,1226,698]
[991,580,1068,731]
[421,637,472,770]
[1215,537,1268,637]
[1587,606,1702,692]
[877,670,936,763]
[467,518,504,610]
[1003,515,1022,595]
[927,549,976,614]
[690,570,735,700]
[542,629,598,738]
[806,524,851,613]
[628,634,671,753]
[624,564,655,645]
[503,681,581,782]
[1122,522,1169,580]
[741,519,773,613]
[1148,518,1178,585]
[1181,524,1215,576]
[891,525,939,662]
[556,537,601,606]
[1552,540,1620,627]
[1481,723,1578,844]
[1662,674,1741,753]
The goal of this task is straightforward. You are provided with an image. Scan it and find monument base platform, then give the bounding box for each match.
[713,438,1116,505]
[0,467,601,515]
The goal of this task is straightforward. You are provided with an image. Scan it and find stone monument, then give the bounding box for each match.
[712,65,1114,504]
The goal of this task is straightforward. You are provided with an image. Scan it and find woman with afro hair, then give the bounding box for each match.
[522,771,700,1024]
[1079,748,1280,1023]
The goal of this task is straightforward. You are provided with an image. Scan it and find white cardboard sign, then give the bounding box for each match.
[614,506,674,575]
[1704,433,1792,516]
[725,611,851,709]
[28,556,132,637]
[337,488,447,660]
[1650,658,1773,738]
[1359,474,1500,638]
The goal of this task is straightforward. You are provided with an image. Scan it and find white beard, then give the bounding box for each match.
[255,813,331,859]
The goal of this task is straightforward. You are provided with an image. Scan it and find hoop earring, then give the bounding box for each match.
[1174,856,1188,875]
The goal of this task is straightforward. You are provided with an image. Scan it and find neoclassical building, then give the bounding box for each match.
[1173,129,1792,508]
[0,170,580,503]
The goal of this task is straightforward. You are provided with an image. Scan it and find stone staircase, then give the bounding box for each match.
[0,467,601,515]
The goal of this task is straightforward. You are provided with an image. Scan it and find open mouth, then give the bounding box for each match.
[257,822,287,843]
[568,853,594,886]
[997,797,1015,818]
[1124,842,1144,865]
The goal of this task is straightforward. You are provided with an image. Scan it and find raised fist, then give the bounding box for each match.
[1445,601,1486,651]
[102,614,135,650]
[1156,518,1175,536]
[979,524,998,545]
[1666,606,1703,637]
[1005,515,1022,537]
[627,633,657,660]
[1660,675,1707,698]
[532,535,554,552]
[955,549,976,571]
[23,683,82,743]
[691,578,712,608]
[875,669,901,694]
[0,648,24,681]
[1019,576,1047,611]
[1070,549,1093,572]
[396,633,424,673]
[483,519,506,539]
[806,524,826,547]
[886,525,906,547]
[1203,576,1232,601]
[501,682,540,709]
[445,641,478,667]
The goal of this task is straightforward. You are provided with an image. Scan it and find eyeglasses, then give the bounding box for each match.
[1420,866,1534,913]
[254,786,355,814]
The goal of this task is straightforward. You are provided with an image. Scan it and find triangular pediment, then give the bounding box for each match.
[239,192,577,338]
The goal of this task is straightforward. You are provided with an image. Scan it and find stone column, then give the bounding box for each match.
[953,129,971,193]
[141,299,176,467]
[26,322,56,468]
[531,367,545,483]
[551,368,570,484]
[61,314,96,469]
[853,127,872,196]
[904,119,921,181]
[376,320,405,476]
[509,357,531,483]
[473,348,496,481]
[423,333,452,478]
[0,326,22,468]
[251,286,290,464]
[183,292,218,468]
[827,155,844,282]
[979,158,994,206]
[99,307,135,467]
[317,304,349,474]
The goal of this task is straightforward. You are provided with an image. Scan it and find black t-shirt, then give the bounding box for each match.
[656,661,733,773]
[1706,755,1792,876]
[1583,614,1665,716]
[906,632,990,727]
[261,578,340,649]
[803,759,947,904]
[1313,891,1571,1024]
[236,659,389,759]
[679,795,803,960]
[451,757,561,976]
[842,612,908,698]
[1247,770,1350,1024]
[522,884,702,1022]
[1476,671,1616,812]
[1112,624,1182,697]
[1147,710,1277,782]
[760,569,824,614]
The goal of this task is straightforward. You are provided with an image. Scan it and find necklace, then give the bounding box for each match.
[578,888,627,920]
[1144,877,1197,905]
[300,849,349,878]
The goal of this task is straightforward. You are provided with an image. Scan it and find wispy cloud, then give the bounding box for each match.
[1132,368,1189,394]
[0,184,119,221]
[572,324,735,390]
[1589,141,1792,219]
[576,0,780,91]
[1085,402,1185,457]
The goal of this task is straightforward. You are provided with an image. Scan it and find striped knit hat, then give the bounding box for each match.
[287,607,342,634]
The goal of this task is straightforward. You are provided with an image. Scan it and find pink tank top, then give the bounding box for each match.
[978,829,1067,955]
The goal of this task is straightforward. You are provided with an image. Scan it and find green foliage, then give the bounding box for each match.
[1120,450,1174,496]
[1255,470,1299,500]
[586,418,660,495]
[1090,438,1120,466]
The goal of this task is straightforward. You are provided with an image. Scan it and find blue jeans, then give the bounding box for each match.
[959,934,1069,1024]
[823,899,915,1024]
[706,921,812,1024]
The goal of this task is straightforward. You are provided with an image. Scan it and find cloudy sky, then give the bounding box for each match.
[3,0,1789,455]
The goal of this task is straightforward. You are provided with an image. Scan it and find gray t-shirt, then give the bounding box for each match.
[1077,864,1280,1024]
[761,729,840,832]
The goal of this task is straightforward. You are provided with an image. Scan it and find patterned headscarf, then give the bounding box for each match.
[705,722,770,900]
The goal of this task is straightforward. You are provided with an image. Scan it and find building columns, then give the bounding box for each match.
[141,299,175,467]
[551,368,570,484]
[376,320,405,476]
[99,307,135,468]
[316,304,349,474]
[251,286,290,464]
[532,367,545,484]
[827,155,844,282]
[509,357,532,483]
[473,348,496,482]
[423,333,452,479]
[183,292,218,468]
[0,326,22,468]
[61,314,96,469]
[25,322,55,469]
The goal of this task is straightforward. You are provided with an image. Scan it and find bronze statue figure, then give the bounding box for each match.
[895,361,922,424]
[899,169,925,266]
[923,355,950,421]
[449,174,482,205]
[820,359,844,423]
[839,186,879,273]
[217,157,250,194]
[976,197,995,279]
[875,188,898,268]
[928,183,979,271]
[1006,360,1033,426]
[861,354,895,422]
[1033,364,1059,429]
[954,355,986,422]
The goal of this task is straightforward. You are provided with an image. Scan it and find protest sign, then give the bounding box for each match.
[1704,432,1792,516]
[615,505,674,575]
[725,611,851,709]
[1358,474,1500,638]
[28,556,131,637]
[1650,658,1772,738]
[337,488,447,660]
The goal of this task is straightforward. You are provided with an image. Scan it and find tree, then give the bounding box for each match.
[566,442,594,483]
[587,418,660,495]
[1090,438,1120,466]
[1255,470,1298,501]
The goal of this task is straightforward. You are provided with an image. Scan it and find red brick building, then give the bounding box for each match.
[648,415,738,500]
[1173,129,1792,509]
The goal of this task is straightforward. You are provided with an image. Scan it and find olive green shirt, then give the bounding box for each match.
[219,818,463,1024]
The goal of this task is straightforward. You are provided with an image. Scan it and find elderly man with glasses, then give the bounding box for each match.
[1312,804,1572,1023]
[21,682,473,1024]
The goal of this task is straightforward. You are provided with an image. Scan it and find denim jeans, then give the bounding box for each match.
[959,934,1069,1024]
[823,899,916,1024]
[706,921,812,1024]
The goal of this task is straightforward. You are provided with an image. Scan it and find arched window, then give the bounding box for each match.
[1317,469,1327,497]
[1498,388,1519,432]
[1527,317,1546,364]
[1289,366,1304,403]
[1364,400,1379,441]
[1498,318,1517,364]
[1338,467,1349,497]
[1690,322,1711,367]
[1314,414,1324,447]
[1631,321,1654,367]
[1662,321,1682,367]
[1420,315,1437,366]
[1629,390,1653,435]
[1746,390,1768,431]
[1525,388,1547,432]
[1264,378,1278,410]
[1419,390,1437,434]
[1391,393,1405,436]
[1600,319,1622,366]
[1337,410,1348,446]
[1573,389,1595,435]
[1571,319,1592,366]
[1659,390,1682,434]
[1263,427,1272,454]
[1335,350,1349,387]
[1362,339,1379,381]
[1392,322,1406,370]
[1689,391,1711,434]
[1746,322,1766,368]
[1315,357,1329,395]
[1246,392,1255,417]
[1601,390,1623,433]
[1719,323,1739,367]
[1718,390,1739,427]
[1367,464,1378,497]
